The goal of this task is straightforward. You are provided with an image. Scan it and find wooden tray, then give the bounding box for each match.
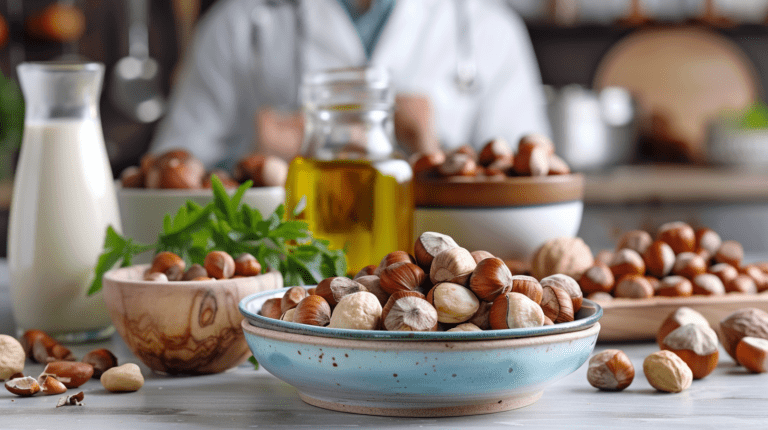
[596,293,768,342]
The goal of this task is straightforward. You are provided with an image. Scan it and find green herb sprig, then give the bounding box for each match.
[88,175,346,295]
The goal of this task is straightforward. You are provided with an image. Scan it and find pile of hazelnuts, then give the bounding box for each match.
[580,221,768,301]
[410,134,570,179]
[145,250,262,281]
[120,149,288,189]
[260,232,584,332]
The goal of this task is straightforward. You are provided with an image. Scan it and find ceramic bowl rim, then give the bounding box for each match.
[239,287,602,342]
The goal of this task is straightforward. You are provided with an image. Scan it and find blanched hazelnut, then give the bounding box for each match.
[616,230,652,255]
[380,291,438,331]
[315,277,367,307]
[101,363,144,393]
[379,262,426,294]
[540,274,582,313]
[0,335,25,380]
[204,251,235,279]
[578,263,615,295]
[643,240,675,278]
[468,257,513,302]
[643,350,693,393]
[613,275,653,299]
[489,292,545,329]
[328,292,382,330]
[539,286,574,323]
[430,247,477,285]
[426,282,480,324]
[413,232,459,270]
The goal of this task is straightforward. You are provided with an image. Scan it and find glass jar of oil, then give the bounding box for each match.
[286,68,413,275]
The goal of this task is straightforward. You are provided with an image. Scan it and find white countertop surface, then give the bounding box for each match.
[1,260,768,429]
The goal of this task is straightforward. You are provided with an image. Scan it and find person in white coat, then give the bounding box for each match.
[150,0,550,170]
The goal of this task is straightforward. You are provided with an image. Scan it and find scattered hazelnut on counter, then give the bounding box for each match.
[586,349,634,391]
[410,151,446,176]
[468,257,513,302]
[726,275,757,294]
[82,348,118,378]
[234,253,262,277]
[613,275,654,299]
[530,237,594,280]
[447,323,482,332]
[735,337,768,373]
[715,240,744,268]
[707,263,739,286]
[20,330,75,363]
[181,263,208,281]
[39,361,94,388]
[430,247,477,285]
[672,252,707,280]
[691,273,725,296]
[354,275,389,306]
[616,230,653,255]
[280,286,309,314]
[426,282,480,324]
[656,307,710,347]
[661,323,719,379]
[39,375,67,395]
[489,292,545,329]
[0,335,25,381]
[292,295,332,327]
[695,227,722,260]
[643,240,676,278]
[204,251,236,279]
[5,376,40,396]
[260,298,283,319]
[508,275,544,305]
[539,285,574,323]
[315,277,367,307]
[540,274,583,313]
[101,363,144,393]
[414,232,459,270]
[470,250,496,264]
[56,391,85,407]
[578,263,615,295]
[609,249,646,280]
[438,153,477,177]
[328,292,382,330]
[380,291,438,331]
[657,221,696,254]
[720,308,768,362]
[655,276,693,297]
[234,154,289,187]
[149,251,186,281]
[643,350,693,393]
[379,262,427,295]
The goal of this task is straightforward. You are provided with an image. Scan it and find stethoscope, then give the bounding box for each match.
[250,0,479,110]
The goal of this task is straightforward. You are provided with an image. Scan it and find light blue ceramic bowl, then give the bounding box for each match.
[239,288,601,417]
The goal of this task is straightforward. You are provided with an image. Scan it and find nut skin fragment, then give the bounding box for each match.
[720,308,768,361]
[643,350,693,393]
[5,376,40,396]
[587,349,635,391]
[539,286,574,323]
[380,291,438,331]
[661,323,719,379]
[101,363,144,392]
[468,257,513,302]
[579,263,615,295]
[735,337,768,373]
[56,391,85,407]
[328,292,383,330]
[489,292,545,329]
[0,334,25,380]
[540,274,583,313]
[292,295,332,327]
[430,247,477,285]
[39,375,67,395]
[426,282,480,324]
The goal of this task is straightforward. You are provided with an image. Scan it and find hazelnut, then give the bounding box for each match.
[280,309,296,322]
[656,307,710,346]
[547,154,570,175]
[643,350,693,393]
[661,323,719,379]
[695,227,722,260]
[0,335,25,380]
[540,274,582,313]
[595,250,615,266]
[720,308,768,361]
[726,275,757,294]
[438,153,477,177]
[578,263,615,295]
[691,273,725,296]
[410,151,446,176]
[260,297,283,319]
[380,291,438,331]
[707,263,739,286]
[613,275,654,299]
[587,291,614,302]
[468,257,513,302]
[234,154,288,187]
[514,146,549,177]
[735,336,768,373]
[21,330,75,363]
[609,248,646,279]
[468,300,493,330]
[5,376,40,396]
[379,262,427,295]
[315,277,367,307]
[447,323,483,332]
[505,259,531,276]
[478,137,513,167]
[354,275,390,306]
[656,221,696,254]
[451,144,478,159]
[655,276,693,297]
[642,240,676,278]
[101,363,144,392]
[489,292,545,329]
[507,275,544,305]
[292,295,332,327]
[540,285,574,323]
[426,282,480,324]
[413,232,459,270]
[430,247,477,285]
[672,252,707,279]
[234,253,262,276]
[714,240,744,268]
[281,286,308,313]
[181,263,208,281]
[470,250,496,264]
[328,292,382,330]
[741,265,768,292]
[353,265,377,279]
[616,230,652,255]
[82,348,118,378]
[645,276,661,292]
[39,375,67,395]
[120,166,144,188]
[39,361,94,388]
[145,152,205,189]
[202,170,240,188]
[204,251,236,279]
[143,272,169,282]
[586,349,635,391]
[530,237,594,280]
[149,251,186,281]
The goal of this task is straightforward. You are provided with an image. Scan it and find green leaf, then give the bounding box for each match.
[247,356,259,370]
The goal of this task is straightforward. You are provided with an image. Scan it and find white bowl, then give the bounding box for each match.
[116,184,285,252]
[414,174,584,261]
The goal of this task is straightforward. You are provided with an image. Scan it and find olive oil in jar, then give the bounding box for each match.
[286,157,413,275]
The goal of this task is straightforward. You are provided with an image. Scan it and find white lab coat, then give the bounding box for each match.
[151,0,550,169]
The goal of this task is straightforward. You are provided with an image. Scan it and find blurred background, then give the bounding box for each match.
[2,0,768,257]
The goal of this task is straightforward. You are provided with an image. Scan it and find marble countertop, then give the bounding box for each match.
[1,260,768,429]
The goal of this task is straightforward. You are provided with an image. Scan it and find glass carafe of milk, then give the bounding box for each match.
[8,62,121,342]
